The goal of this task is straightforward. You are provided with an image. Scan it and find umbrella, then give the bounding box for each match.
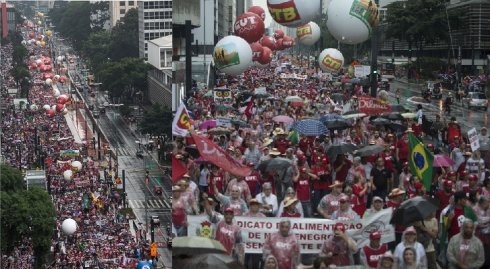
[215,105,233,111]
[387,123,408,133]
[207,127,231,135]
[173,236,227,256]
[326,144,358,159]
[342,113,367,119]
[343,110,362,115]
[381,112,404,121]
[199,120,217,130]
[272,115,295,124]
[402,112,417,119]
[330,93,344,102]
[433,154,455,167]
[355,145,384,157]
[371,117,391,126]
[390,196,439,226]
[319,114,343,123]
[174,253,244,269]
[324,119,352,130]
[289,101,304,107]
[391,104,409,112]
[291,119,329,136]
[257,158,293,175]
[285,95,302,102]
[231,119,248,127]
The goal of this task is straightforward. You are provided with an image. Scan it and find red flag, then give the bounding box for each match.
[191,132,251,177]
[172,155,188,182]
[244,98,254,119]
[358,96,392,115]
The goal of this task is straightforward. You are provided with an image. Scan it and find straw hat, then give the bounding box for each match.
[273,127,286,136]
[249,198,261,205]
[329,180,343,188]
[263,137,273,147]
[283,197,298,207]
[388,188,406,198]
[269,148,281,156]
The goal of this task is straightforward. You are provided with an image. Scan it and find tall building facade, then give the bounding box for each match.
[137,0,172,61]
[108,0,137,28]
[1,1,15,39]
[146,35,172,108]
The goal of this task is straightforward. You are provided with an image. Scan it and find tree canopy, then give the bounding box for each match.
[49,1,92,51]
[110,8,139,60]
[139,104,172,136]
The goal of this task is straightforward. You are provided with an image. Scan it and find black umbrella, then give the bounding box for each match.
[391,104,409,112]
[390,196,439,226]
[326,144,358,159]
[231,119,248,127]
[324,119,352,130]
[257,158,293,175]
[371,117,391,126]
[355,145,384,157]
[381,112,404,121]
[387,123,408,133]
[330,93,344,102]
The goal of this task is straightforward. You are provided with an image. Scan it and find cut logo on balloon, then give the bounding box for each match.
[214,43,241,69]
[268,1,301,23]
[296,24,312,39]
[322,54,343,71]
[349,0,379,34]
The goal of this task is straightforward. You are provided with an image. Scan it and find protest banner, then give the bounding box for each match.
[216,117,232,128]
[358,96,392,115]
[188,208,394,254]
[467,127,480,151]
[280,73,308,80]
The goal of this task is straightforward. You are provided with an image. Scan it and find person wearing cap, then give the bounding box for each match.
[317,180,344,219]
[244,163,262,197]
[214,207,244,262]
[360,231,388,269]
[465,150,485,183]
[243,199,266,218]
[363,196,385,219]
[263,219,301,269]
[447,219,485,269]
[171,185,190,237]
[255,182,278,217]
[293,166,313,217]
[447,191,476,240]
[393,226,427,269]
[280,198,301,218]
[435,180,454,218]
[213,183,248,216]
[225,176,252,203]
[319,222,358,266]
[331,194,360,221]
[370,157,393,202]
[377,251,396,269]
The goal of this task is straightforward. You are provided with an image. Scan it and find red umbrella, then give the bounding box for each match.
[433,154,455,167]
[272,115,294,123]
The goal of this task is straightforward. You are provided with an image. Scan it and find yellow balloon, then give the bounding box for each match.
[46,30,52,37]
[40,41,46,47]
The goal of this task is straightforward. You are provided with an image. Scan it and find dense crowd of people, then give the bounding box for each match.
[1,24,147,268]
[172,55,490,269]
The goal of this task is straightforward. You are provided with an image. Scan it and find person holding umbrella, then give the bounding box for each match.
[360,231,388,269]
[393,226,427,269]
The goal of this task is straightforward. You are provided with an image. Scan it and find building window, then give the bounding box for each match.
[144,2,148,9]
[128,1,134,6]
[120,1,125,6]
[120,9,125,15]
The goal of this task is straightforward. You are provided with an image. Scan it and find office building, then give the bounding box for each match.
[108,0,137,28]
[146,35,172,108]
[137,0,172,61]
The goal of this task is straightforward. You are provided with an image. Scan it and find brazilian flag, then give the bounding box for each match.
[288,130,299,145]
[408,133,433,191]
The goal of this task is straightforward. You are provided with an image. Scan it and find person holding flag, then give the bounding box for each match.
[408,130,434,192]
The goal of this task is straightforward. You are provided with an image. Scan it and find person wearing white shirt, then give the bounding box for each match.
[255,182,278,216]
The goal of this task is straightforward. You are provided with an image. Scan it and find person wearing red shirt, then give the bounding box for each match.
[380,146,396,173]
[386,188,406,247]
[352,174,369,217]
[293,167,313,217]
[360,231,388,269]
[447,191,471,239]
[396,135,409,164]
[273,128,290,154]
[435,180,454,218]
[311,157,331,216]
[280,198,302,218]
[208,166,226,197]
[333,154,352,183]
[244,163,261,197]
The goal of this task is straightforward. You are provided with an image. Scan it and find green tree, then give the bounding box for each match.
[82,31,112,72]
[139,104,172,136]
[0,164,24,192]
[110,8,139,60]
[53,2,92,52]
[11,66,31,86]
[90,1,109,32]
[13,44,28,65]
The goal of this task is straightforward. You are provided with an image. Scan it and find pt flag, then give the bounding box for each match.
[408,132,433,191]
[191,132,251,177]
[172,102,192,136]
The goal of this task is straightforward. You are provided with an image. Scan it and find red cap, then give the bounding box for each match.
[448,171,456,177]
[469,174,478,182]
[403,162,408,167]
[224,208,234,214]
[300,167,307,173]
[460,170,468,177]
[427,143,434,149]
[334,222,346,232]
[415,182,423,190]
[370,231,382,240]
[443,180,453,188]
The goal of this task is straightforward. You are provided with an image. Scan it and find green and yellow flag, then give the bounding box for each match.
[288,130,299,145]
[408,133,433,191]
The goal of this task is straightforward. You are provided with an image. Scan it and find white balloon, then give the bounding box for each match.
[71,161,82,170]
[27,40,32,45]
[61,218,77,235]
[54,75,60,80]
[296,22,321,46]
[51,105,57,111]
[267,0,321,27]
[57,56,63,62]
[213,35,253,76]
[326,0,379,45]
[21,40,27,45]
[35,59,42,64]
[62,108,69,115]
[36,41,41,46]
[318,48,344,72]
[53,89,61,97]
[43,104,50,110]
[30,104,39,111]
[45,78,52,85]
[63,169,73,180]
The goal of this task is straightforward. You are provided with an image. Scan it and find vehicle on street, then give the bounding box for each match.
[426,81,443,99]
[462,92,488,111]
[136,150,144,158]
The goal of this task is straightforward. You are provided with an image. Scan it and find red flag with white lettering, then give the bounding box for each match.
[358,96,392,115]
[191,132,251,177]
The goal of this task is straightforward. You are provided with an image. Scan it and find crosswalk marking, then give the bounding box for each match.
[128,199,169,209]
[116,147,137,156]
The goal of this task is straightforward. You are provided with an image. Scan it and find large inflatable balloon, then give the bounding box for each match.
[213,36,252,76]
[63,169,73,180]
[45,78,52,85]
[282,36,294,48]
[250,42,264,62]
[61,218,77,235]
[71,161,82,171]
[258,46,273,65]
[57,95,69,104]
[30,104,38,111]
[248,6,266,21]
[318,48,344,72]
[260,36,276,51]
[55,104,64,112]
[327,0,379,44]
[46,109,56,118]
[234,12,265,43]
[267,0,321,27]
[274,29,284,39]
[43,104,50,110]
[296,22,321,46]
[275,38,284,50]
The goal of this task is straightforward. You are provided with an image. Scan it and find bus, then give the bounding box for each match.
[24,170,47,191]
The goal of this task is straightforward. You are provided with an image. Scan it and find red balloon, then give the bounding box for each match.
[282,36,294,48]
[30,62,37,69]
[37,35,43,41]
[250,42,264,62]
[44,59,51,65]
[248,6,266,21]
[274,29,285,39]
[46,109,55,118]
[57,96,68,104]
[28,32,35,38]
[275,38,284,50]
[260,36,276,51]
[55,104,64,112]
[258,46,272,65]
[234,12,265,43]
